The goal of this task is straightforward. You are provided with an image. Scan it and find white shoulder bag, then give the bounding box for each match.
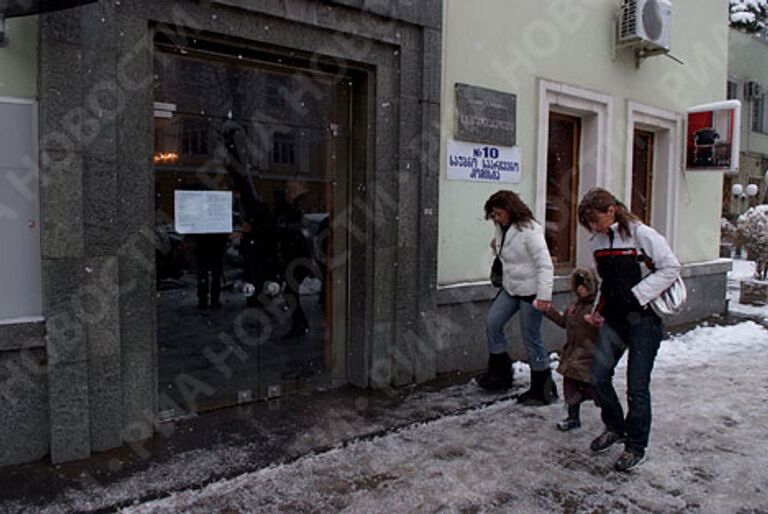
[635,230,687,317]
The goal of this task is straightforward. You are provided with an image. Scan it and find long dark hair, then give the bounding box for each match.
[484,190,535,230]
[577,187,639,238]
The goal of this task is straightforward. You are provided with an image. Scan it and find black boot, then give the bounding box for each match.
[556,403,581,431]
[518,368,558,406]
[477,352,513,391]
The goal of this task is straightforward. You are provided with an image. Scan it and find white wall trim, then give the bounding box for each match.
[536,79,613,266]
[625,100,683,252]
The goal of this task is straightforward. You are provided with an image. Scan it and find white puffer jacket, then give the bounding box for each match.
[494,220,554,301]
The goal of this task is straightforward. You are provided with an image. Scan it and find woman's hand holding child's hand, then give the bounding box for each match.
[583,311,604,327]
[533,300,551,312]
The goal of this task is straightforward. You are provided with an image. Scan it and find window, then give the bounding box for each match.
[0,99,42,321]
[727,80,739,100]
[266,76,288,109]
[752,94,766,133]
[181,118,209,156]
[272,132,296,166]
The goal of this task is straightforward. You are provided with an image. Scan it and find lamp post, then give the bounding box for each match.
[764,169,768,202]
[745,183,759,212]
[732,183,745,214]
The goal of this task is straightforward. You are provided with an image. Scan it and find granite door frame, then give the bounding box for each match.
[38,0,441,462]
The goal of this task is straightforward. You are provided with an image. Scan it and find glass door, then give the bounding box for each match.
[153,38,350,414]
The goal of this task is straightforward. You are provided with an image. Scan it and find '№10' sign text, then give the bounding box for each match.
[446,138,521,184]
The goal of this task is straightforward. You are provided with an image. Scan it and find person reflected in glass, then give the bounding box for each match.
[222,123,277,309]
[275,180,314,339]
[195,232,229,309]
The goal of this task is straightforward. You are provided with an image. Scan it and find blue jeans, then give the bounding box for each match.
[590,315,662,454]
[485,289,549,371]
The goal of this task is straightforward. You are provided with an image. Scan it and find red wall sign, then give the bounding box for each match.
[686,100,741,172]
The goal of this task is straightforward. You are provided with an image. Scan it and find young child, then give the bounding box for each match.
[544,268,599,431]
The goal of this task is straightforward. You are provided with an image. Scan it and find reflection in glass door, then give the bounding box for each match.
[152,37,350,414]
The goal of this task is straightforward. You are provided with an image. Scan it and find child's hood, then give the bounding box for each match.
[571,267,598,298]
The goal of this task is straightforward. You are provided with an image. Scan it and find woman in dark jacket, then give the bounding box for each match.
[578,187,681,472]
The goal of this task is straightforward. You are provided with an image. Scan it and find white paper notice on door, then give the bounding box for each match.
[174,190,233,234]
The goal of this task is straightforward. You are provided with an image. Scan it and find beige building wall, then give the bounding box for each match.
[726,29,768,211]
[438,0,728,285]
[0,17,38,99]
[729,29,768,157]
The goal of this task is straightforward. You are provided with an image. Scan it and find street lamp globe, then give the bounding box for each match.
[745,183,759,197]
[731,183,743,196]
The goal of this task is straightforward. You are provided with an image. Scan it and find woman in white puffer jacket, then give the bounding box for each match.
[478,190,557,406]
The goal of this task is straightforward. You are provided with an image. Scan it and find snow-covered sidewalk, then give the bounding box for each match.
[124,320,768,514]
[2,259,765,513]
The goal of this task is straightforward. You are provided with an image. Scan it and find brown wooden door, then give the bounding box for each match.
[546,112,581,270]
[632,129,655,224]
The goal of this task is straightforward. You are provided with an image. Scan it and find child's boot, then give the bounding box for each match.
[556,403,581,431]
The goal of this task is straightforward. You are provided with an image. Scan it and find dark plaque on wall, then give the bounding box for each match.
[455,83,516,147]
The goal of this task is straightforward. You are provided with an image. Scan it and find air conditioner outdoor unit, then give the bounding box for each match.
[618,0,672,51]
[745,81,762,98]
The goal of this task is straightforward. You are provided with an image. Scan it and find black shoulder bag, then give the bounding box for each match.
[490,228,507,288]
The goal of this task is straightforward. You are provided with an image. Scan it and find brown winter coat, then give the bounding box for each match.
[544,269,599,384]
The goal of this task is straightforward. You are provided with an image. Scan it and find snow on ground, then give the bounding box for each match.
[3,259,764,513]
[728,258,768,321]
[124,321,768,514]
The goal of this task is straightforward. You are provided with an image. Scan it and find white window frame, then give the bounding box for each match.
[536,79,613,268]
[624,101,683,252]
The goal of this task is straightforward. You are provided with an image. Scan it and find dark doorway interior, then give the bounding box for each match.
[632,129,655,224]
[152,36,353,414]
[545,112,581,271]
